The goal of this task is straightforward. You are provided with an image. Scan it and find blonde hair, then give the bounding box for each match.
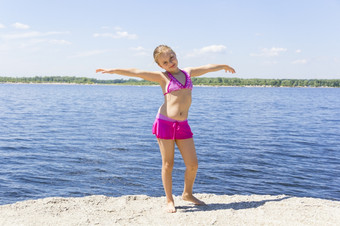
[153,45,175,64]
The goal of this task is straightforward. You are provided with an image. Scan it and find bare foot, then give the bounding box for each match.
[182,193,206,205]
[166,201,176,213]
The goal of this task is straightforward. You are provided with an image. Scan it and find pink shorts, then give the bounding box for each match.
[152,113,193,140]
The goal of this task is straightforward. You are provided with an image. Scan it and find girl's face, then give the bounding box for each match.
[157,51,179,72]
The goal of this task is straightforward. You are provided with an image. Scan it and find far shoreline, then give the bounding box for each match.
[1,76,339,88]
[0,82,338,88]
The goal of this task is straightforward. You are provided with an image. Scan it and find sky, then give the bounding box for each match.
[0,0,340,80]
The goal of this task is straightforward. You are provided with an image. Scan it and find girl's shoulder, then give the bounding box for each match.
[182,67,193,76]
[160,71,170,79]
[157,71,170,85]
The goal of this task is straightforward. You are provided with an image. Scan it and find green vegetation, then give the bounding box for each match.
[0,76,339,87]
[191,77,340,87]
[0,76,157,85]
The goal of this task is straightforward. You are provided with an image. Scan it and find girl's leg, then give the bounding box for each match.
[176,138,206,205]
[157,138,176,212]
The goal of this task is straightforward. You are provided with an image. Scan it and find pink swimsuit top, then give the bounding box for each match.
[164,70,193,95]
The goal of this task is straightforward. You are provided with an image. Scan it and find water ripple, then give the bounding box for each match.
[0,85,339,204]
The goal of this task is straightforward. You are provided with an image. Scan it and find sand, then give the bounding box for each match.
[0,194,339,226]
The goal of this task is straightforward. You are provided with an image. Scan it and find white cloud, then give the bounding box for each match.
[12,22,30,29]
[199,45,227,54]
[116,31,137,39]
[292,59,307,64]
[5,38,71,49]
[130,46,148,56]
[0,31,68,40]
[186,45,227,58]
[264,60,278,65]
[250,47,287,57]
[1,31,41,39]
[0,29,71,51]
[296,49,302,53]
[0,43,10,51]
[69,50,110,58]
[49,39,72,45]
[130,46,145,51]
[0,23,5,29]
[94,29,137,39]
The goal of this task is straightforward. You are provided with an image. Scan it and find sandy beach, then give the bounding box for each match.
[1,194,339,226]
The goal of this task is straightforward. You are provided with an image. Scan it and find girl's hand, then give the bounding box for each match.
[224,65,236,74]
[96,68,112,74]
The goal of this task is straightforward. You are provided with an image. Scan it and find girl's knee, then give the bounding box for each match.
[162,161,174,171]
[186,162,198,172]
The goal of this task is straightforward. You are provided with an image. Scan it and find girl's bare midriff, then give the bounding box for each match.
[158,89,192,121]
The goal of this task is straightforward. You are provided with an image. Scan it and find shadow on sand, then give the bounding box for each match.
[177,196,291,213]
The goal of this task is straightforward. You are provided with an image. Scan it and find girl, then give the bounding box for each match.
[96,45,235,213]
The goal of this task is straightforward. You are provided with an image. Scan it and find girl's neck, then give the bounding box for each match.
[167,67,180,75]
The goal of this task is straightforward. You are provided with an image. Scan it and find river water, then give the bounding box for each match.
[0,84,339,204]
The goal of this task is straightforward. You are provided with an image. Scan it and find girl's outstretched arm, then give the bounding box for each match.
[186,64,235,77]
[96,68,163,83]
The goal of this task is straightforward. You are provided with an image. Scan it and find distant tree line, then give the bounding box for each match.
[191,77,340,87]
[0,76,155,85]
[0,76,339,87]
